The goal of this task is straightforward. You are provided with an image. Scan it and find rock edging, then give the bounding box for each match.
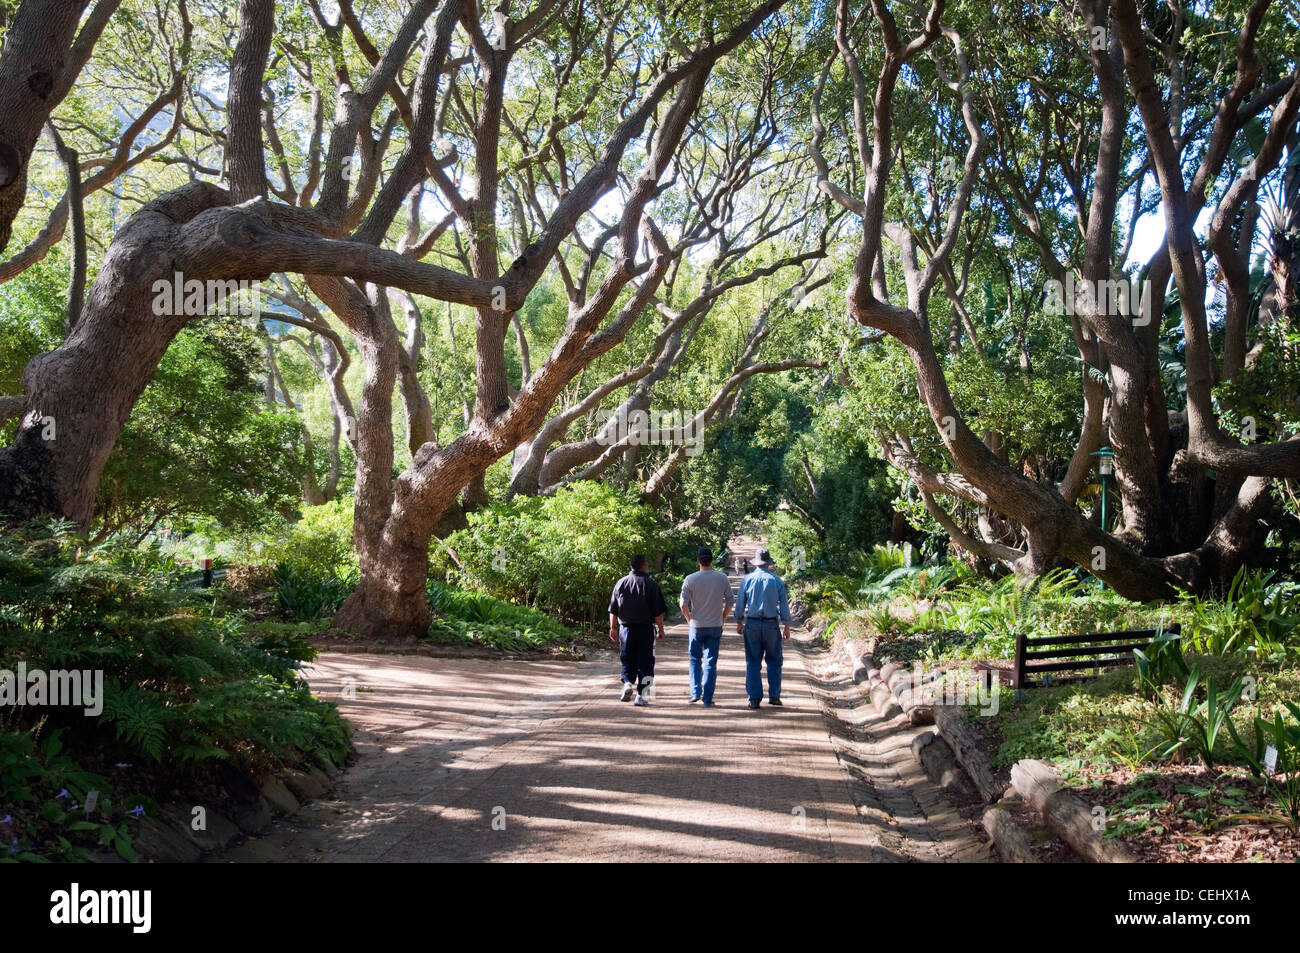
[128,754,342,863]
[839,641,1097,863]
[981,786,1040,863]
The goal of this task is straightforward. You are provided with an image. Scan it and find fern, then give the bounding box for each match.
[101,684,167,761]
[1,521,351,775]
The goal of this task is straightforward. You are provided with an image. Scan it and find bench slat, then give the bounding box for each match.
[1021,656,1133,675]
[1021,642,1147,660]
[1022,625,1178,647]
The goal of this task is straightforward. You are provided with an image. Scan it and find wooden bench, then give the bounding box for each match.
[1012,624,1181,689]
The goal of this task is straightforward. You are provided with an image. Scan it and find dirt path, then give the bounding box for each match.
[220,562,987,862]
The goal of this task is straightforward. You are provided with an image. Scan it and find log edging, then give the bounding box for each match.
[1010,759,1135,863]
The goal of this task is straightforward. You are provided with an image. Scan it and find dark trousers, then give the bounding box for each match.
[743,619,783,702]
[619,623,656,689]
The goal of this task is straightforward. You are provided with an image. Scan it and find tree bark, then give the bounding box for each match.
[0,0,121,251]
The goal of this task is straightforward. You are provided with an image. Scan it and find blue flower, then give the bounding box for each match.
[127,804,145,818]
[56,788,69,799]
[0,815,11,825]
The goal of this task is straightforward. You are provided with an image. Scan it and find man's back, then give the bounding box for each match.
[609,570,667,624]
[738,566,790,623]
[680,568,733,629]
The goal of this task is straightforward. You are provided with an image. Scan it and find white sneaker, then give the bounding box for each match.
[633,693,649,707]
[620,683,635,702]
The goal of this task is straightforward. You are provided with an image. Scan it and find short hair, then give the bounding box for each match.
[631,554,648,570]
[698,553,713,566]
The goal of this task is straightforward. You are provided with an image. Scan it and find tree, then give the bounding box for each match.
[815,0,1299,597]
[0,0,126,252]
[0,0,793,639]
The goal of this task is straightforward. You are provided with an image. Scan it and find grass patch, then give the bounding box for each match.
[985,655,1300,771]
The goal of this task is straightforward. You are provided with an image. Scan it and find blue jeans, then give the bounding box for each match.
[619,623,656,690]
[688,626,723,703]
[743,620,783,702]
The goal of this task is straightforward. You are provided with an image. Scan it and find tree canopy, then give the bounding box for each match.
[1,0,1297,636]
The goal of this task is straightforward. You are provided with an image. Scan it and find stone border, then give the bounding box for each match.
[841,643,982,798]
[838,640,1080,862]
[931,705,1002,803]
[128,755,342,863]
[844,648,1002,799]
[842,637,939,725]
[981,787,1040,863]
[911,730,976,798]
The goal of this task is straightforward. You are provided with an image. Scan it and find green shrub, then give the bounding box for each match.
[275,562,356,621]
[1228,701,1300,828]
[0,521,350,777]
[242,497,359,622]
[440,482,662,622]
[94,322,306,539]
[764,509,823,573]
[257,496,357,576]
[1132,666,1243,771]
[427,580,572,643]
[426,618,562,651]
[1133,627,1190,693]
[0,727,141,862]
[1177,568,1300,658]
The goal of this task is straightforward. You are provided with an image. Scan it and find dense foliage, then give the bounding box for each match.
[0,520,350,860]
[438,482,663,623]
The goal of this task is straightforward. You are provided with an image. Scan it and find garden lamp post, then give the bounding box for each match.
[1089,446,1116,591]
[1091,446,1115,533]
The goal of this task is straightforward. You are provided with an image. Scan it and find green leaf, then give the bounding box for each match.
[1243,117,1266,156]
[114,836,138,863]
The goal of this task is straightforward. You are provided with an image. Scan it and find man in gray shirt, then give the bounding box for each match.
[679,546,735,706]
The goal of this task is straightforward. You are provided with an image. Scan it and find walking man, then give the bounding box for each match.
[735,547,791,709]
[679,546,734,706]
[609,554,667,707]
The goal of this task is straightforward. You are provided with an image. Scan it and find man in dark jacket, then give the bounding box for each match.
[608,554,667,706]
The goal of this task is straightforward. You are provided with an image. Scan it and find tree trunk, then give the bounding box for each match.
[0,184,224,525]
[333,434,496,638]
[0,0,110,252]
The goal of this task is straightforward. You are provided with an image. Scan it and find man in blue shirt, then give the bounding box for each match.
[734,547,791,709]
